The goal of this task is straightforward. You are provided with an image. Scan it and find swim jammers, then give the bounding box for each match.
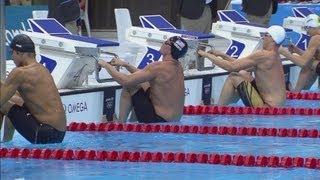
[131,88,167,123]
[7,105,65,144]
[236,80,265,107]
[316,61,320,76]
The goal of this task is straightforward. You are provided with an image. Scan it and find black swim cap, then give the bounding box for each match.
[169,36,188,60]
[10,34,35,53]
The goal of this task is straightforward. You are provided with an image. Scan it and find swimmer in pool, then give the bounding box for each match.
[279,14,320,91]
[98,36,188,123]
[0,34,66,144]
[198,25,286,107]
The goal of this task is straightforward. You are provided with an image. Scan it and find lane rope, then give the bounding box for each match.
[286,92,320,100]
[183,105,320,116]
[1,148,319,169]
[67,122,320,138]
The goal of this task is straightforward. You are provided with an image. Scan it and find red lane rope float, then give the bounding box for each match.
[286,92,320,100]
[183,105,320,116]
[1,148,319,169]
[67,122,320,138]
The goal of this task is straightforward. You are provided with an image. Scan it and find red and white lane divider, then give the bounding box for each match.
[286,92,320,100]
[183,105,320,115]
[1,148,319,169]
[67,122,320,138]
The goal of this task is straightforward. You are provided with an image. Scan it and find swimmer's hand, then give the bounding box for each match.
[197,50,207,57]
[110,58,128,68]
[98,60,111,68]
[207,50,224,57]
[278,46,291,56]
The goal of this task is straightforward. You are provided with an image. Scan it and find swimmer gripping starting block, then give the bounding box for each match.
[283,7,315,34]
[212,10,268,59]
[114,8,215,69]
[282,7,315,50]
[23,18,121,89]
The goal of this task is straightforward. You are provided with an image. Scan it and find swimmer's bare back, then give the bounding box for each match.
[12,62,66,131]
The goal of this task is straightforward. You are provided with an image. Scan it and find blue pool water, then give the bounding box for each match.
[2,115,320,179]
[1,99,320,179]
[2,159,319,180]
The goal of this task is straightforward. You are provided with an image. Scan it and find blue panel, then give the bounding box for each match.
[53,34,119,47]
[225,40,245,59]
[163,29,214,39]
[296,7,313,17]
[220,14,231,22]
[33,19,70,34]
[39,55,57,73]
[144,16,175,30]
[293,9,305,18]
[296,34,310,51]
[30,22,44,33]
[141,18,153,29]
[286,31,302,45]
[138,47,162,69]
[223,11,248,22]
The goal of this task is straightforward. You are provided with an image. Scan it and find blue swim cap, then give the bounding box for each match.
[169,36,188,60]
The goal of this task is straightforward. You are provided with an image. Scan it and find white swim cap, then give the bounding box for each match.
[266,25,286,45]
[305,14,320,28]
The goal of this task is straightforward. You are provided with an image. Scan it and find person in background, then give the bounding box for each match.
[279,14,320,91]
[9,0,31,5]
[178,0,217,71]
[47,0,80,35]
[198,26,287,107]
[31,0,47,5]
[242,0,278,27]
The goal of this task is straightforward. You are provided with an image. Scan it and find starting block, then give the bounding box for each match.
[212,10,267,58]
[283,7,314,50]
[114,8,215,70]
[23,18,121,89]
[283,7,315,34]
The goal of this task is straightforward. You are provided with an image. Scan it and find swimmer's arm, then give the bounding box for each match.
[291,45,304,55]
[0,69,22,107]
[198,50,259,72]
[110,58,139,73]
[122,62,140,73]
[280,36,319,68]
[99,60,156,86]
[207,50,236,62]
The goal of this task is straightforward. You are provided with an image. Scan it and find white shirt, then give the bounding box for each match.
[206,0,212,4]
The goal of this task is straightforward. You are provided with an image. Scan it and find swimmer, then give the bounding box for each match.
[98,36,188,123]
[198,25,286,107]
[0,34,66,144]
[279,14,320,91]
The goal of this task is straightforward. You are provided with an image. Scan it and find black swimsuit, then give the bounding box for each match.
[7,105,65,144]
[131,88,167,123]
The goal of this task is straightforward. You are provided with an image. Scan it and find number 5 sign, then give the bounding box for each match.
[138,47,162,69]
[225,40,245,59]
